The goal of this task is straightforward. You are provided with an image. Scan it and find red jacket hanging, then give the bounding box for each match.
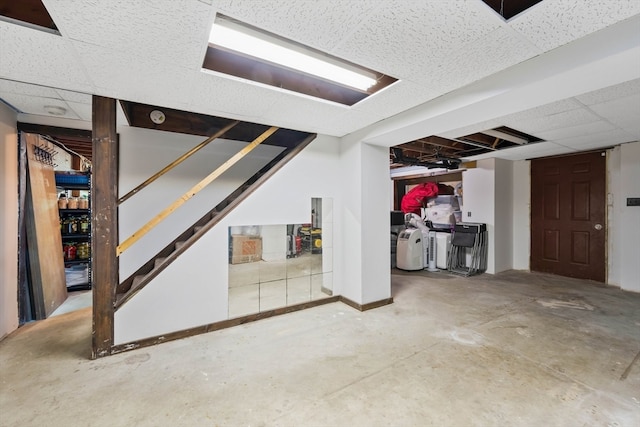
[400,182,439,214]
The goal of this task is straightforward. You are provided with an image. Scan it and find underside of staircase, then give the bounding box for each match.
[114,103,317,310]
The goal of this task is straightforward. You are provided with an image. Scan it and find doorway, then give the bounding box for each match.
[17,123,93,323]
[530,151,606,282]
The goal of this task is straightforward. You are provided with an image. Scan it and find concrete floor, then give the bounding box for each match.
[1,270,639,426]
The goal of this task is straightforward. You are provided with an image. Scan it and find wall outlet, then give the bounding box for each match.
[467,211,472,217]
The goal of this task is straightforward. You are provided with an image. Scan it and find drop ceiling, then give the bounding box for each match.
[0,0,639,165]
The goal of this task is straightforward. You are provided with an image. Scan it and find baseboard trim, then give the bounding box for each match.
[110,296,340,355]
[339,296,394,311]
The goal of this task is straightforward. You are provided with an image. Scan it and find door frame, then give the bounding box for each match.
[529,150,608,282]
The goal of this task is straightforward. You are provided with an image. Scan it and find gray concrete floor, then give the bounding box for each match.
[1,270,639,426]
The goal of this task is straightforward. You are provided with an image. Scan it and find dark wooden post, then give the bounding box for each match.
[394,179,406,211]
[91,96,118,358]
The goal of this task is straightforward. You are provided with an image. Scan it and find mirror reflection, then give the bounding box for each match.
[228,198,333,318]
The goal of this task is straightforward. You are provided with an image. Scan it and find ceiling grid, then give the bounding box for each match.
[0,0,637,165]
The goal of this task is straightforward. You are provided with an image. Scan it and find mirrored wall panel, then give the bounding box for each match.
[228,198,333,319]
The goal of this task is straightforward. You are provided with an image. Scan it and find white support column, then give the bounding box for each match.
[339,139,391,306]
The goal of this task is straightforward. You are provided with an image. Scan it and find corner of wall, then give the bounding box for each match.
[512,160,531,271]
[0,102,19,339]
[607,146,622,287]
[619,141,640,293]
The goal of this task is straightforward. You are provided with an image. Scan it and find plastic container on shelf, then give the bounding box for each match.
[77,242,90,259]
[79,196,89,209]
[58,193,68,209]
[67,197,79,209]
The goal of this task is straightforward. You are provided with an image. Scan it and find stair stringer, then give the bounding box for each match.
[114,134,317,310]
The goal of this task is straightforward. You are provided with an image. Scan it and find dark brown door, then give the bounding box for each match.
[531,151,606,282]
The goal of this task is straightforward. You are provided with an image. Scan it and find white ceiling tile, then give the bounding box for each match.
[587,93,640,126]
[502,105,601,134]
[0,93,80,119]
[466,141,575,161]
[510,0,640,52]
[0,79,58,97]
[351,80,441,120]
[333,0,501,79]
[423,26,541,92]
[72,41,196,110]
[257,96,354,136]
[534,120,617,141]
[44,0,214,70]
[575,78,640,106]
[65,101,92,122]
[554,128,635,149]
[500,98,583,124]
[0,0,637,149]
[0,22,93,93]
[186,71,282,122]
[55,89,92,104]
[213,0,382,53]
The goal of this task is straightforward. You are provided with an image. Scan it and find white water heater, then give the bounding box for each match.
[396,228,424,271]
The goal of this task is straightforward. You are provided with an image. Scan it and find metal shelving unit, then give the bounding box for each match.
[56,173,92,292]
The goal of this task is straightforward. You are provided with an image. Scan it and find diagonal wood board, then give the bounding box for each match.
[24,133,67,318]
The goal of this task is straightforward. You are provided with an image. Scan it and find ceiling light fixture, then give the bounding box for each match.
[482,129,529,145]
[44,105,67,116]
[209,17,377,91]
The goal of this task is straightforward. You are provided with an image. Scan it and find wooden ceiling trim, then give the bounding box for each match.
[480,0,543,20]
[0,0,57,30]
[17,122,93,162]
[119,101,313,149]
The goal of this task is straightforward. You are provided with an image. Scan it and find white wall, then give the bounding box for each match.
[338,137,391,305]
[117,126,286,279]
[360,142,392,304]
[462,159,496,273]
[512,160,530,270]
[115,133,343,344]
[494,158,513,273]
[607,147,622,286]
[462,158,514,274]
[0,102,19,340]
[618,141,640,292]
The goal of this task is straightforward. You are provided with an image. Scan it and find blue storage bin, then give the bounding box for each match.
[55,173,89,186]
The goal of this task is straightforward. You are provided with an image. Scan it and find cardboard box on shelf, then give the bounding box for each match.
[230,235,262,264]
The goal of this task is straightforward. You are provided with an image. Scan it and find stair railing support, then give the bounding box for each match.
[117,120,239,204]
[116,126,278,256]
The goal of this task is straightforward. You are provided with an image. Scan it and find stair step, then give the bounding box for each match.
[131,275,145,289]
[154,257,167,268]
[175,241,186,250]
[194,225,204,233]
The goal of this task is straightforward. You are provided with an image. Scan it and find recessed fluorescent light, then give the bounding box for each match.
[209,17,377,91]
[482,129,529,145]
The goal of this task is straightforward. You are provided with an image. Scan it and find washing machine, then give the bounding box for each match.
[396,228,425,270]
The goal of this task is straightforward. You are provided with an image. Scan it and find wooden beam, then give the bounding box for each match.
[116,126,278,256]
[92,96,118,359]
[398,137,464,153]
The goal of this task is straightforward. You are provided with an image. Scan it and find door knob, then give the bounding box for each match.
[594,224,603,230]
